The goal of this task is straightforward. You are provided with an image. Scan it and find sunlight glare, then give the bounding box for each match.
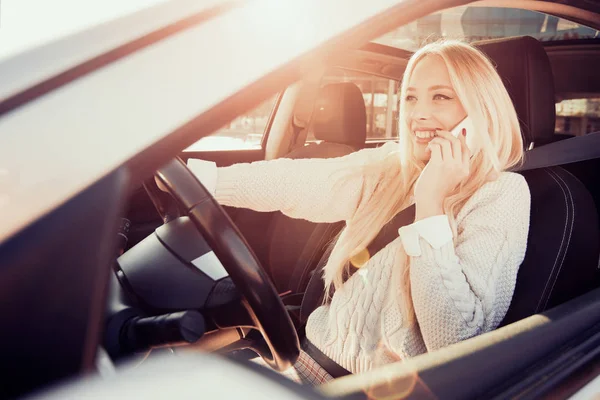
[243,0,321,52]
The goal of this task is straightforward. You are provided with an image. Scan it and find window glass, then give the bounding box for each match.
[555,98,600,136]
[374,7,599,51]
[185,95,278,151]
[308,69,400,142]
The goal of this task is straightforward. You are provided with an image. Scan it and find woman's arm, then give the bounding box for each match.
[202,143,395,223]
[403,174,530,352]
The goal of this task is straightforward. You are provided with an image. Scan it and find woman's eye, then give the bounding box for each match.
[405,95,417,102]
[433,94,451,101]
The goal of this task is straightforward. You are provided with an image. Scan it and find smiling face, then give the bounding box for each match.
[404,54,467,162]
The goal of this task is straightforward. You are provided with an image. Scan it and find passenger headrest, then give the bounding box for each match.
[475,36,556,148]
[311,82,367,147]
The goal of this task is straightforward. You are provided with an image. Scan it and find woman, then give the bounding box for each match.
[176,40,531,384]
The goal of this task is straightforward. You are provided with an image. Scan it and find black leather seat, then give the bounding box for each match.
[264,82,367,294]
[474,36,600,325]
[474,36,558,148]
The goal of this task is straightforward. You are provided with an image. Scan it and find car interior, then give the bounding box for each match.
[126,15,600,398]
[2,3,600,400]
[118,27,600,397]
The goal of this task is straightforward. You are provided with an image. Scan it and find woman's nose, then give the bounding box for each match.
[410,100,432,120]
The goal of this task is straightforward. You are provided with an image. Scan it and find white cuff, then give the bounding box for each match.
[187,159,218,195]
[398,215,453,257]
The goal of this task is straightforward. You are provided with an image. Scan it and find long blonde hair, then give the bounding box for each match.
[322,40,524,324]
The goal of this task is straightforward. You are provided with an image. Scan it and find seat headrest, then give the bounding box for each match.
[475,36,556,148]
[311,82,367,147]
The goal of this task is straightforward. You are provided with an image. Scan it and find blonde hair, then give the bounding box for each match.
[322,40,524,325]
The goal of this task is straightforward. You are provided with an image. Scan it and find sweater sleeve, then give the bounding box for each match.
[211,143,396,223]
[407,174,530,352]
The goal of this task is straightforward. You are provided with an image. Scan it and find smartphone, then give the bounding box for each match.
[451,116,475,153]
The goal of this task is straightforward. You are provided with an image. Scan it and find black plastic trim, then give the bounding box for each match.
[0,168,129,399]
[488,322,600,399]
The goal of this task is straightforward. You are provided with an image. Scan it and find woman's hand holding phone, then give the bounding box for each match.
[414,128,471,221]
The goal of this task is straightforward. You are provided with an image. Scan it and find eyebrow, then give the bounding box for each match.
[407,85,454,91]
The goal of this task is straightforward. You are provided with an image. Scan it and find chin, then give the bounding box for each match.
[414,147,430,162]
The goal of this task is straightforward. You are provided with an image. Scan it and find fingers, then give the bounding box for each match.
[427,141,443,163]
[428,138,452,161]
[428,133,458,162]
[427,140,446,163]
[437,130,463,158]
[457,130,471,166]
[432,129,472,164]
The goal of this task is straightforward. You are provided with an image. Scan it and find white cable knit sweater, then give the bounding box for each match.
[209,142,531,374]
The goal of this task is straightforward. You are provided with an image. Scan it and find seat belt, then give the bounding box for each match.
[301,337,352,377]
[300,205,416,323]
[514,132,600,172]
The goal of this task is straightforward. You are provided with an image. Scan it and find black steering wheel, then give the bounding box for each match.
[154,158,300,371]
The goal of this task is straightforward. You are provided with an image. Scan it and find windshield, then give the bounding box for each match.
[0,0,170,61]
[374,6,599,51]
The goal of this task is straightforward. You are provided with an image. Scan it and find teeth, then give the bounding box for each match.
[415,131,436,139]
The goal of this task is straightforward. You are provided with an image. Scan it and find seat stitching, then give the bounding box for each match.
[542,168,575,310]
[537,169,570,311]
[535,170,569,312]
[535,169,569,312]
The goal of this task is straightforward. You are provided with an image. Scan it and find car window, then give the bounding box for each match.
[185,95,279,151]
[556,98,600,136]
[307,69,400,142]
[373,6,599,51]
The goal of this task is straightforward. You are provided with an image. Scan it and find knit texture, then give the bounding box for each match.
[214,143,530,374]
